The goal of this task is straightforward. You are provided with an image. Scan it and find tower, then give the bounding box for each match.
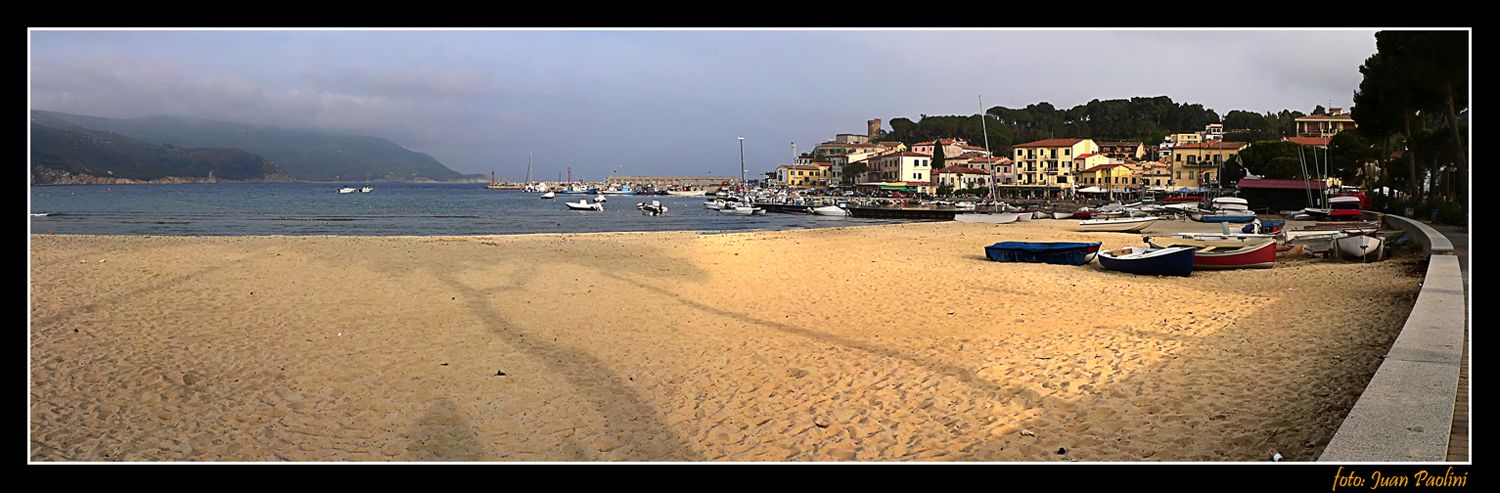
[867,118,882,139]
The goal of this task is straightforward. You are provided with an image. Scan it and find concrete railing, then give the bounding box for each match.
[1320,213,1465,461]
[1365,211,1456,254]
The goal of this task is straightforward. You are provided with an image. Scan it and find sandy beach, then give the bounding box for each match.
[29,219,1424,461]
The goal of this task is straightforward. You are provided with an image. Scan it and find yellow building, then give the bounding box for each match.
[1167,133,1202,146]
[1134,161,1174,190]
[1078,163,1136,191]
[933,167,991,192]
[1010,138,1098,197]
[1168,141,1249,189]
[776,163,830,189]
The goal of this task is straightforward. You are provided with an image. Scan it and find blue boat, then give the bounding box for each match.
[984,241,1101,266]
[1097,246,1196,276]
[1198,214,1257,223]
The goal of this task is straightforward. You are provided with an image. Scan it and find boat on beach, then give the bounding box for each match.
[1143,237,1278,269]
[1078,216,1159,233]
[955,212,1022,224]
[1052,211,1074,220]
[984,241,1101,266]
[1098,246,1196,276]
[1333,234,1385,261]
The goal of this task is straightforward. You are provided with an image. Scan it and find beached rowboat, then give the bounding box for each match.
[1098,246,1196,277]
[1078,216,1159,233]
[1333,234,1384,261]
[984,242,1101,265]
[955,212,1022,224]
[1142,237,1277,269]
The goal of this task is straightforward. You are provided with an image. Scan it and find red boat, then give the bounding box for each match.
[1144,237,1277,269]
[1071,210,1101,219]
[1161,196,1205,203]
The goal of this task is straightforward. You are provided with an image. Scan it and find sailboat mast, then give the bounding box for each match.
[979,94,996,206]
[526,152,533,184]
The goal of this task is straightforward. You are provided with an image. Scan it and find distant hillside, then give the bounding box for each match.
[31,123,294,184]
[32,110,475,182]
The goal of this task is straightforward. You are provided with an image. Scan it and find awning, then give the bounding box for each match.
[1077,186,1105,193]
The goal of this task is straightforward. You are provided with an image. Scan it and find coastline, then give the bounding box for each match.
[29,221,1423,461]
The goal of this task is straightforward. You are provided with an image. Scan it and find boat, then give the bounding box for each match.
[1052,211,1074,220]
[541,191,556,199]
[1191,210,1257,223]
[1078,216,1160,233]
[955,212,1022,224]
[667,189,708,196]
[603,185,634,195]
[812,205,849,216]
[845,207,959,220]
[360,186,373,193]
[1333,234,1385,261]
[719,205,765,216]
[636,201,668,216]
[1098,246,1197,277]
[1328,196,1364,220]
[704,199,726,210]
[1142,237,1278,269]
[1158,233,1278,243]
[595,194,608,203]
[1014,210,1034,222]
[1071,210,1102,219]
[337,187,357,194]
[565,200,603,211]
[1242,219,1285,234]
[486,170,503,190]
[984,241,1101,266]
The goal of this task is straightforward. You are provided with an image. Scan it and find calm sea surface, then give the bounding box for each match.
[30,183,910,236]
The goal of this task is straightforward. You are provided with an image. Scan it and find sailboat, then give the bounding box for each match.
[486,171,503,190]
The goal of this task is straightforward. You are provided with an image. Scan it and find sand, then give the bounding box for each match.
[28,218,1424,461]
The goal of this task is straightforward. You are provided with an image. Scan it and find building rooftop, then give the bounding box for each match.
[1014,138,1088,148]
[1171,141,1249,150]
[1286,136,1333,146]
[1237,178,1329,190]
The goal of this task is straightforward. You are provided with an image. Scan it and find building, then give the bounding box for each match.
[934,167,992,192]
[776,163,830,189]
[1010,138,1099,197]
[1097,141,1145,160]
[834,133,871,144]
[1134,161,1174,190]
[1166,133,1203,146]
[1168,141,1249,190]
[867,119,883,140]
[1077,163,1136,194]
[1295,108,1357,137]
[1204,123,1225,141]
[865,151,935,183]
[875,141,908,153]
[1070,153,1111,175]
[912,138,971,159]
[965,156,1015,185]
[1236,178,1331,211]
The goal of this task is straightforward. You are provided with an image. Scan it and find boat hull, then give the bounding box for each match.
[667,190,707,196]
[1144,238,1278,269]
[1098,246,1195,276]
[984,242,1101,266]
[1078,217,1159,233]
[1052,212,1073,220]
[811,205,848,216]
[955,212,1021,224]
[1334,234,1384,261]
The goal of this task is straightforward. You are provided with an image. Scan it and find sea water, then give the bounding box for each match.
[30,183,902,236]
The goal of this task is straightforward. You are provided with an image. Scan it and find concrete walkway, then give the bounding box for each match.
[1424,221,1468,462]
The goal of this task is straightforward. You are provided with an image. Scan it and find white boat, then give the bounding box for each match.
[337,187,357,194]
[360,186,373,193]
[1015,211,1033,222]
[667,189,707,196]
[1052,211,1074,220]
[565,200,603,211]
[1078,216,1160,233]
[812,205,849,216]
[704,199,725,210]
[1166,232,1279,243]
[595,194,608,203]
[719,205,765,216]
[955,212,1021,224]
[1212,197,1248,207]
[637,200,668,216]
[541,191,556,199]
[1333,234,1385,261]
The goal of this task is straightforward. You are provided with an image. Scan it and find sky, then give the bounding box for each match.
[30,29,1380,181]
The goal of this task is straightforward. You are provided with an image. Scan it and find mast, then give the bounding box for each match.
[526,152,533,184]
[738,136,746,189]
[979,94,997,208]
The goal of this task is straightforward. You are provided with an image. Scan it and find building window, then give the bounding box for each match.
[1175,154,1182,162]
[1188,171,1194,179]
[1175,171,1181,179]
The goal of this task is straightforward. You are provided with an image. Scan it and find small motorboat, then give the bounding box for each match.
[1333,234,1385,261]
[360,186,373,193]
[637,201,669,216]
[984,241,1101,266]
[1143,237,1277,269]
[1098,246,1196,277]
[565,200,604,211]
[541,191,556,199]
[595,194,608,203]
[337,187,357,194]
[1078,216,1159,233]
[719,205,765,216]
[704,199,726,210]
[955,212,1022,224]
[812,205,849,216]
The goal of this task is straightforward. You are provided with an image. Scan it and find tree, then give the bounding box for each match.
[930,139,947,171]
[1312,105,1327,116]
[843,161,868,185]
